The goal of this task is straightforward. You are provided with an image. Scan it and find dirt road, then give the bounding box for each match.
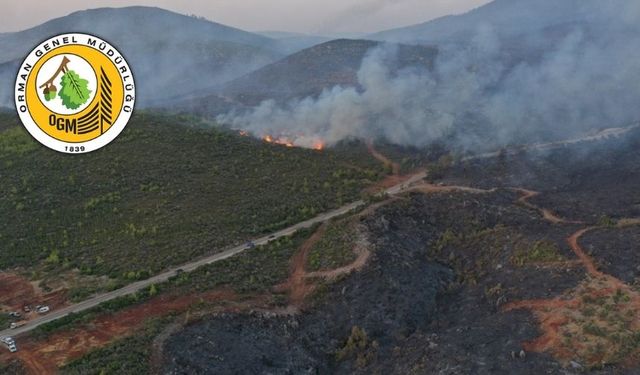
[0,170,426,341]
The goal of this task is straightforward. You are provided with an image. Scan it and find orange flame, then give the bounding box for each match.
[261,133,325,150]
[275,137,294,147]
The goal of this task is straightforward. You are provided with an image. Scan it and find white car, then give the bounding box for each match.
[1,337,17,353]
[36,306,50,314]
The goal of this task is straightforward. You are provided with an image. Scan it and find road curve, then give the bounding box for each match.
[2,123,634,341]
[0,171,427,340]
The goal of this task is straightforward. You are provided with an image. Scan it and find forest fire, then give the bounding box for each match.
[257,132,324,150]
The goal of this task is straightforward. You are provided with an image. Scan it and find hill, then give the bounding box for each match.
[258,31,332,54]
[174,39,438,115]
[370,0,638,49]
[195,0,640,151]
[45,127,640,374]
[0,111,385,302]
[0,6,283,107]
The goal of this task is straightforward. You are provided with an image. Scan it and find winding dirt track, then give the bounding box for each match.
[503,188,640,366]
[4,140,639,372]
[400,171,640,366]
[305,242,369,281]
[513,188,578,224]
[285,224,327,307]
[566,227,604,278]
[367,141,400,175]
[282,215,375,308]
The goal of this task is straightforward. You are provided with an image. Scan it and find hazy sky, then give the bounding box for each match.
[0,0,491,34]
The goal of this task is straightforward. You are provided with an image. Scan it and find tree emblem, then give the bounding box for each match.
[39,56,92,110]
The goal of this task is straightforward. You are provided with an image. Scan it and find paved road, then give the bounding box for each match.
[0,171,427,341]
[461,123,640,162]
[1,123,635,342]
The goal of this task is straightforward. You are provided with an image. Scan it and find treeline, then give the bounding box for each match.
[0,112,384,285]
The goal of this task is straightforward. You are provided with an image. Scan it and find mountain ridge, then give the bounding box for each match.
[0,6,284,107]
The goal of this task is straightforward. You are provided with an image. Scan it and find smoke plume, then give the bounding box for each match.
[218,1,640,152]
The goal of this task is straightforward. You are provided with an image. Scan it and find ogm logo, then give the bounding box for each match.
[15,33,135,153]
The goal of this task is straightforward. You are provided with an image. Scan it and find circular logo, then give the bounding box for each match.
[14,33,135,153]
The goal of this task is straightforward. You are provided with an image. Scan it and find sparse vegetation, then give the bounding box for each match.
[428,224,516,284]
[60,318,169,375]
[307,219,357,272]
[512,240,564,266]
[30,228,313,339]
[598,215,617,228]
[0,313,9,330]
[336,326,378,368]
[555,283,640,369]
[426,153,454,181]
[167,227,314,294]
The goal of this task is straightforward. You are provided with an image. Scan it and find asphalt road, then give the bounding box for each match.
[0,171,427,341]
[0,123,634,342]
[461,123,640,162]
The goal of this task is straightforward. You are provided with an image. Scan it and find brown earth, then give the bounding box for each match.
[406,171,640,369]
[305,240,370,281]
[367,141,400,176]
[281,223,327,307]
[8,147,640,373]
[0,147,400,373]
[364,142,422,192]
[514,188,583,225]
[0,273,68,322]
[278,199,389,307]
[503,191,640,368]
[0,289,237,374]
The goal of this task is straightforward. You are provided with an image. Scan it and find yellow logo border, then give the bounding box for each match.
[14,33,135,154]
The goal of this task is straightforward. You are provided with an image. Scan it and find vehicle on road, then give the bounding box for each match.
[246,241,256,248]
[8,343,17,353]
[268,235,276,239]
[36,306,50,314]
[23,305,31,313]
[8,312,21,318]
[10,322,26,329]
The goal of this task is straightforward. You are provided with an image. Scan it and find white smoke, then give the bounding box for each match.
[218,2,640,151]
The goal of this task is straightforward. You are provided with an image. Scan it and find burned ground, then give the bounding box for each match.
[581,227,640,285]
[162,189,585,374]
[162,129,640,374]
[164,198,454,373]
[4,122,639,373]
[442,128,640,222]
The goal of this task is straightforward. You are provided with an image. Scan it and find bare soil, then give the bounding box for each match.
[0,273,68,323]
[0,289,236,374]
[163,131,640,374]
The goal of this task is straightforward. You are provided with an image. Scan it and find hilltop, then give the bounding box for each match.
[173,39,437,115]
[0,6,283,107]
